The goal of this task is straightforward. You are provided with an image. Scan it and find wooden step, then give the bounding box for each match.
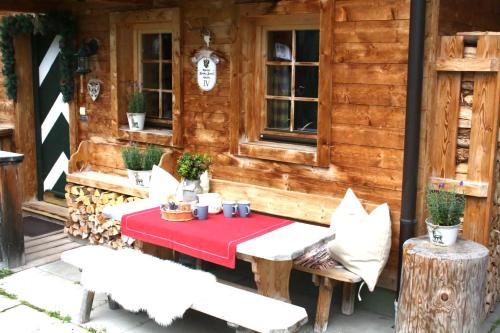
[26,237,73,255]
[25,230,64,244]
[26,242,82,262]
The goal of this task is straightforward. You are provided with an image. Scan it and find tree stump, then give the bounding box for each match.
[396,236,489,333]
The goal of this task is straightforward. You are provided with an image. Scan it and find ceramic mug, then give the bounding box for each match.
[192,204,209,220]
[222,200,237,218]
[237,200,251,218]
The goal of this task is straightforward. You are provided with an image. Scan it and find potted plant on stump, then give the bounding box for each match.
[127,91,146,131]
[425,182,465,246]
[122,145,163,187]
[176,152,211,202]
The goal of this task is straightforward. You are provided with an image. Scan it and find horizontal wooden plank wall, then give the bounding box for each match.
[0,0,413,290]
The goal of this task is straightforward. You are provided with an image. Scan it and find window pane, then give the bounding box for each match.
[267,99,290,130]
[295,66,318,98]
[162,63,172,90]
[267,65,291,96]
[144,91,159,118]
[142,34,160,60]
[162,33,172,60]
[142,63,159,89]
[296,30,319,62]
[294,101,317,132]
[162,92,172,120]
[267,31,292,61]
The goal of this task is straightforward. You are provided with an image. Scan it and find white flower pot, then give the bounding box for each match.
[425,218,460,246]
[127,113,146,131]
[127,169,152,187]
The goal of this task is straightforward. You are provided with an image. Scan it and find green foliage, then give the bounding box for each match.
[176,152,211,180]
[121,146,142,171]
[143,145,162,170]
[488,317,500,333]
[426,183,465,226]
[127,91,145,114]
[0,268,13,279]
[0,287,17,299]
[122,145,163,171]
[0,13,76,102]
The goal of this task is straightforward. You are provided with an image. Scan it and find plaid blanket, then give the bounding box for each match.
[294,243,339,270]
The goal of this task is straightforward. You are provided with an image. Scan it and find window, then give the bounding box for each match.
[231,4,333,167]
[110,8,182,147]
[139,32,173,128]
[263,29,320,144]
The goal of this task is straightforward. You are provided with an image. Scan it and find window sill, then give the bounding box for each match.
[238,141,317,165]
[118,126,174,146]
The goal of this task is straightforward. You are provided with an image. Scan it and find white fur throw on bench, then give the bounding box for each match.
[63,246,216,326]
[62,246,308,333]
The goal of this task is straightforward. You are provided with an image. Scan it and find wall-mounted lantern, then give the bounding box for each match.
[75,39,99,93]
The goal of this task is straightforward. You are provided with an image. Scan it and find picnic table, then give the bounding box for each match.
[105,202,335,302]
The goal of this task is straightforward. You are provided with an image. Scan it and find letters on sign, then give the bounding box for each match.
[197,56,217,92]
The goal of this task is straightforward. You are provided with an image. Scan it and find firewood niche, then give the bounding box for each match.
[65,183,140,248]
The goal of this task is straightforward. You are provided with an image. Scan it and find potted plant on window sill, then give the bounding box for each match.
[122,145,162,187]
[176,152,211,202]
[425,182,465,246]
[127,91,146,131]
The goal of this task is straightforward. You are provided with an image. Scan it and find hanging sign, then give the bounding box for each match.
[191,29,221,92]
[196,56,217,91]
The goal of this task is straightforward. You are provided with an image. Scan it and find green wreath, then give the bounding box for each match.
[0,13,76,102]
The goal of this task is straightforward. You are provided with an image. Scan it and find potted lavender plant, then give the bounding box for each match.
[425,182,465,246]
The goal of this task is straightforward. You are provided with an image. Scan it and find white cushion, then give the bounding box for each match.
[148,165,179,205]
[327,189,391,291]
[329,188,367,231]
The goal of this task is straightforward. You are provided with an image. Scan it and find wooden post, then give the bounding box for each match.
[0,151,25,268]
[396,237,489,332]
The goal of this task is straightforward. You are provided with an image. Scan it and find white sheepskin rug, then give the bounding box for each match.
[79,248,216,326]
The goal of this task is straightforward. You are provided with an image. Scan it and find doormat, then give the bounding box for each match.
[23,216,63,237]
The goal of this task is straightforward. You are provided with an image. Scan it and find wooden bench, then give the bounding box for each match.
[67,140,178,198]
[61,246,308,333]
[210,179,375,333]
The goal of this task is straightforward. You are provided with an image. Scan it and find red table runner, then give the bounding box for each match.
[121,208,292,268]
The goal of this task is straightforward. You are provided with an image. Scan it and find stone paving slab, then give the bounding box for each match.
[0,295,20,312]
[0,304,61,333]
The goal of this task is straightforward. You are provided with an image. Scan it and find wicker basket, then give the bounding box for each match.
[160,208,193,222]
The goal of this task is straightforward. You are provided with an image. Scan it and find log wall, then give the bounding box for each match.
[69,0,412,290]
[0,0,497,291]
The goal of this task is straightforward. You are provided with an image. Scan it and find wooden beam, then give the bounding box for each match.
[429,177,488,198]
[436,58,499,72]
[13,34,38,202]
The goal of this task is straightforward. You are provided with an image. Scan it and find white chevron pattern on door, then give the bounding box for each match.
[39,35,62,86]
[41,93,69,143]
[43,152,68,192]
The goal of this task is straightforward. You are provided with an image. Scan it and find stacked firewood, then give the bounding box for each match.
[65,183,139,248]
[455,46,476,179]
[486,149,500,314]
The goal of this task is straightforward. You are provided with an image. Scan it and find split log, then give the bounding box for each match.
[456,147,469,164]
[396,237,489,333]
[457,128,470,148]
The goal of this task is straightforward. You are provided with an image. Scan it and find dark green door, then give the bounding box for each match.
[32,34,70,199]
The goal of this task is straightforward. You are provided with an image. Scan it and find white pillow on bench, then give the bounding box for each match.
[327,189,391,291]
[149,165,179,205]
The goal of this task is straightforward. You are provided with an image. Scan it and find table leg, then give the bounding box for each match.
[251,258,292,302]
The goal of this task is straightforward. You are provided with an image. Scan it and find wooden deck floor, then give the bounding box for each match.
[10,230,82,272]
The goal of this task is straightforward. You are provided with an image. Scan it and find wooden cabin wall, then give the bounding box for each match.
[439,0,500,36]
[72,0,411,290]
